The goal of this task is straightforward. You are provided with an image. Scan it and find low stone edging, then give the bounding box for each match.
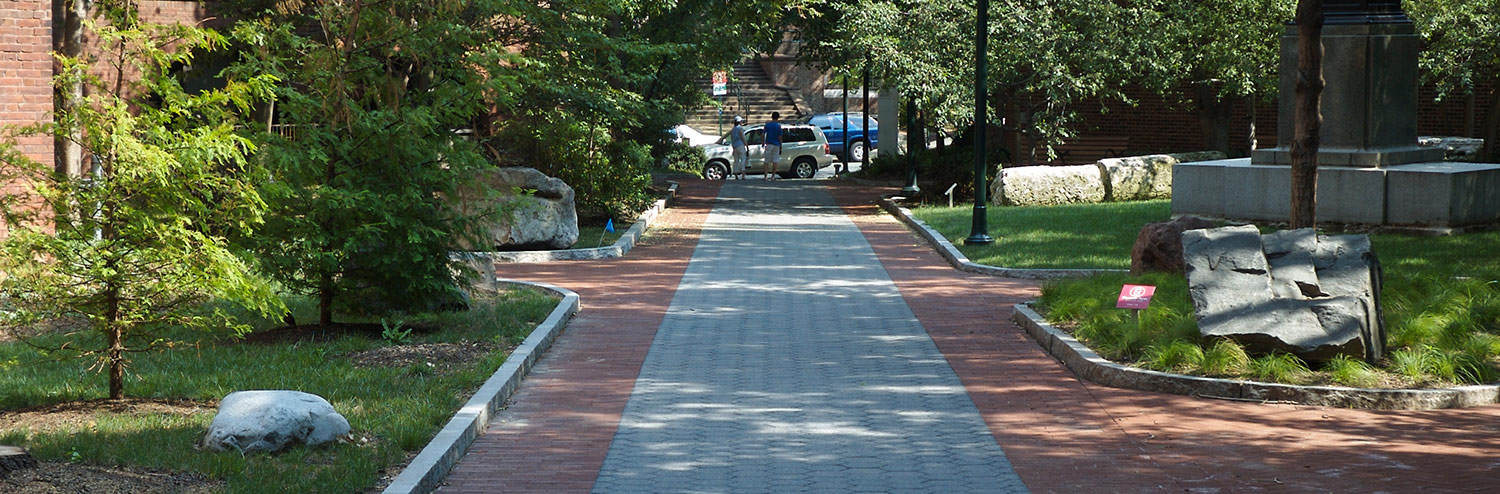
[476,182,678,263]
[877,194,1125,279]
[1012,303,1500,410]
[380,280,580,494]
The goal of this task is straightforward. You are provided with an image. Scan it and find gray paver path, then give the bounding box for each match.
[589,181,1027,493]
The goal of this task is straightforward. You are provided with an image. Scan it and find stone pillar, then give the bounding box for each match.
[1251,2,1443,167]
[878,87,899,157]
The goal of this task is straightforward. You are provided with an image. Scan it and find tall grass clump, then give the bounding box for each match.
[1140,341,1204,373]
[1247,353,1312,384]
[1322,355,1382,387]
[1200,340,1251,376]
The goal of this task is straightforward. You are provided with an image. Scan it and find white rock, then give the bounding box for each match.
[202,390,350,453]
[993,164,1105,206]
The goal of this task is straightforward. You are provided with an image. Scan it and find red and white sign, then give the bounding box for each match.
[711,70,728,96]
[1116,284,1156,310]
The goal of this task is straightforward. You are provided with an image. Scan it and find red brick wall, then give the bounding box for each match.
[85,1,211,101]
[1068,80,1496,158]
[1,0,54,166]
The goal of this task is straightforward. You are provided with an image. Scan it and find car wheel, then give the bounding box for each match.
[792,158,817,179]
[704,160,729,181]
[847,140,867,163]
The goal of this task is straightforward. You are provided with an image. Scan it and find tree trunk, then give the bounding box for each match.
[1003,93,1025,165]
[0,446,38,477]
[1194,84,1234,156]
[1481,85,1500,162]
[1290,0,1324,229]
[319,271,334,327]
[106,287,124,400]
[53,0,87,178]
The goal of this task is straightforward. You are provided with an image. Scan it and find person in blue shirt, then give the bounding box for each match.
[729,116,748,180]
[763,111,783,180]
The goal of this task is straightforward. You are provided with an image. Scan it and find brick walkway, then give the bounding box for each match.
[438,179,1500,493]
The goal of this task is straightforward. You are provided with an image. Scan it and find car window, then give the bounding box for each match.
[746,129,764,145]
[784,127,816,143]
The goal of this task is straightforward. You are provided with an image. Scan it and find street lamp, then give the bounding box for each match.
[965,0,994,245]
[903,99,920,194]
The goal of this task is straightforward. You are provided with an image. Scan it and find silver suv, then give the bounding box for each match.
[700,124,837,180]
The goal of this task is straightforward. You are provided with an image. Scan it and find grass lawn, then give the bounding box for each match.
[0,288,557,493]
[910,200,1172,269]
[910,200,1500,387]
[576,221,631,248]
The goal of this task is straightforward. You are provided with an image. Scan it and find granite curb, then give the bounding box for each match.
[1011,302,1500,410]
[380,279,580,494]
[877,194,1125,279]
[478,182,678,263]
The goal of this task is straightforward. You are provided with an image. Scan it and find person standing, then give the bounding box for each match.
[729,116,748,180]
[763,111,783,180]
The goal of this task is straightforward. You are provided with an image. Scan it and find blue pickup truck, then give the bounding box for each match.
[800,112,878,163]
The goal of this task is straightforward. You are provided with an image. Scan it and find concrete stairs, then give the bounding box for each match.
[684,60,802,136]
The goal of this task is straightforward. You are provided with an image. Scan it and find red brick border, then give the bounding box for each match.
[436,180,721,493]
[830,182,1500,493]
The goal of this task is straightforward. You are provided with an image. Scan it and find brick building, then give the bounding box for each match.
[0,0,209,170]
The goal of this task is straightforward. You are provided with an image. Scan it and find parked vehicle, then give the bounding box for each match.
[700,124,836,180]
[801,113,878,162]
[669,124,719,147]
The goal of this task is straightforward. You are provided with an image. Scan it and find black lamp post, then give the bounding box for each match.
[903,98,920,194]
[965,0,994,245]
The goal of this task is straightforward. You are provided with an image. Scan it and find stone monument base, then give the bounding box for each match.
[1172,158,1500,228]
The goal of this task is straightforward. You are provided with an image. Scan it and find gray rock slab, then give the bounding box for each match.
[1262,228,1321,299]
[1182,224,1275,317]
[1184,226,1380,362]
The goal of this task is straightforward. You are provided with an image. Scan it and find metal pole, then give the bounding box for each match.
[841,74,850,176]
[903,98,920,194]
[965,0,995,245]
[862,64,870,171]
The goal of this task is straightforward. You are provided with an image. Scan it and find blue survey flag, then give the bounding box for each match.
[605,218,615,233]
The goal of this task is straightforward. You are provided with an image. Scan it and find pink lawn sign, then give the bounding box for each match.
[1116,284,1156,310]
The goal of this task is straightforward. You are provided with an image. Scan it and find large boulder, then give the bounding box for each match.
[202,390,350,453]
[992,164,1105,206]
[1130,215,1216,275]
[1098,154,1175,201]
[454,167,579,251]
[1183,226,1385,363]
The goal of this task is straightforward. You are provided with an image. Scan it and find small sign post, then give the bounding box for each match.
[711,71,728,96]
[1116,284,1156,328]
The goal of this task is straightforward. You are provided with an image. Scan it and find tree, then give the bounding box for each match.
[1289,0,1323,229]
[227,1,500,325]
[480,0,793,218]
[1146,0,1294,156]
[0,4,278,399]
[798,0,1154,165]
[1407,0,1500,161]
